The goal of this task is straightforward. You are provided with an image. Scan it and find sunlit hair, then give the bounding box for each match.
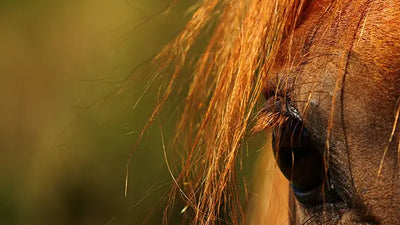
[134,0,307,224]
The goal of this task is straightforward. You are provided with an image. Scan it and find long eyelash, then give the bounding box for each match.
[251,108,288,133]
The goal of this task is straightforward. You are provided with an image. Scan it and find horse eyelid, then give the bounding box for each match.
[262,92,302,121]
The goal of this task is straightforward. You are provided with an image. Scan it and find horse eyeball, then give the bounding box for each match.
[272,118,324,192]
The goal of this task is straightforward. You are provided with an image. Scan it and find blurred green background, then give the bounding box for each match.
[0,1,264,224]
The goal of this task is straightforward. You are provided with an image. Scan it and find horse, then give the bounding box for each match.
[149,0,400,224]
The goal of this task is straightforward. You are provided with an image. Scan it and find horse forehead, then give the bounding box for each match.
[312,1,400,105]
[287,0,400,94]
[352,1,400,76]
[289,0,400,139]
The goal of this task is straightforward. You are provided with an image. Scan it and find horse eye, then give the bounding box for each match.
[272,112,326,204]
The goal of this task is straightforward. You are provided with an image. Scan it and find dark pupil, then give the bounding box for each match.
[272,118,324,191]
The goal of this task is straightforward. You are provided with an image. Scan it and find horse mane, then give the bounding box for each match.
[139,0,307,224]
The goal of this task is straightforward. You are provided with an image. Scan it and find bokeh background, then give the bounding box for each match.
[0,1,265,224]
